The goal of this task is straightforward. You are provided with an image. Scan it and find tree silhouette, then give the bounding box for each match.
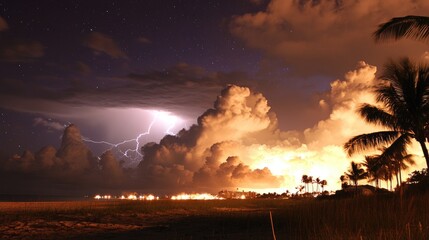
[374,16,429,42]
[344,58,429,168]
[340,174,349,189]
[316,177,321,193]
[345,161,368,194]
[320,179,327,192]
[308,176,314,193]
[301,175,309,193]
[363,155,383,189]
[392,152,415,186]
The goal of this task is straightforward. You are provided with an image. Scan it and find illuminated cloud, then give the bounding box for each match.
[56,124,98,174]
[138,85,283,192]
[99,150,124,185]
[84,32,128,59]
[0,16,8,31]
[33,117,65,131]
[4,150,36,173]
[137,62,426,193]
[0,41,44,62]
[35,146,60,169]
[1,62,427,194]
[230,0,429,76]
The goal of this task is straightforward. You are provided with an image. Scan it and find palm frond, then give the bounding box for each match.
[401,154,416,169]
[374,15,429,42]
[378,58,429,133]
[358,104,396,128]
[379,133,412,160]
[344,131,400,156]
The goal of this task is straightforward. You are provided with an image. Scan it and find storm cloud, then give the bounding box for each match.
[231,0,429,77]
[1,62,427,195]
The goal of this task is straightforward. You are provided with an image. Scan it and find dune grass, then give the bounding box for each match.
[0,194,428,239]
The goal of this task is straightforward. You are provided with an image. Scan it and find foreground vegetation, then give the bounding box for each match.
[1,193,429,239]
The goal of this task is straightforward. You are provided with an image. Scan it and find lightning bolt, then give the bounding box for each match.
[82,110,179,165]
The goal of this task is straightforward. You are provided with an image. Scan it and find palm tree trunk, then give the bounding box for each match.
[355,182,358,196]
[399,169,402,186]
[395,172,399,189]
[418,140,429,168]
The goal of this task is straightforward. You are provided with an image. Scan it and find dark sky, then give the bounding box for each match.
[0,0,268,155]
[1,0,429,195]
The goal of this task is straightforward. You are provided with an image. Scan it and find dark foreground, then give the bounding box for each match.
[1,194,429,240]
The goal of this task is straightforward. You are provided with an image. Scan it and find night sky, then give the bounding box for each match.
[1,0,429,195]
[0,0,267,155]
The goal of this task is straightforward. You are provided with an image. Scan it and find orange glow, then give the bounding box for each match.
[94,194,159,200]
[94,194,112,200]
[170,193,223,200]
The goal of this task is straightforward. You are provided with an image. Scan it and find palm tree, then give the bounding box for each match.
[315,177,321,193]
[344,58,429,168]
[345,161,368,193]
[374,16,429,42]
[308,176,314,193]
[385,157,397,190]
[340,174,349,189]
[363,155,383,188]
[320,180,327,192]
[392,153,415,186]
[301,175,309,193]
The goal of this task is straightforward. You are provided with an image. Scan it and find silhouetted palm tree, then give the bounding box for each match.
[374,16,429,42]
[316,177,321,193]
[301,175,309,193]
[340,174,349,189]
[392,152,415,186]
[320,180,327,192]
[386,157,397,190]
[344,58,429,168]
[345,161,368,193]
[308,176,314,193]
[363,155,383,188]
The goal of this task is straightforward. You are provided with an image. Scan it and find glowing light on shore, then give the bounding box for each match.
[170,193,224,200]
[94,195,111,200]
[94,194,159,200]
[94,192,262,201]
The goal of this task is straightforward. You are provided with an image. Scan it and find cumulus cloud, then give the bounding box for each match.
[137,85,283,192]
[136,62,426,193]
[230,0,429,77]
[56,124,98,174]
[0,41,44,62]
[35,146,59,169]
[3,125,98,175]
[0,124,116,194]
[99,150,124,185]
[84,32,127,59]
[0,16,8,31]
[1,62,427,194]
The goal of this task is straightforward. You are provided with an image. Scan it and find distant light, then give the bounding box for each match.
[94,193,159,201]
[170,193,224,200]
